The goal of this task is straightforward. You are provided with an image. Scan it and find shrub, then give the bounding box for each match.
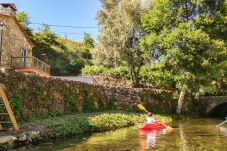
[64,94,78,113]
[140,65,174,89]
[43,113,172,137]
[54,116,90,136]
[65,59,85,75]
[89,113,136,131]
[8,93,26,122]
[83,94,96,113]
[0,92,26,122]
[82,65,107,76]
[82,65,130,79]
[107,66,130,79]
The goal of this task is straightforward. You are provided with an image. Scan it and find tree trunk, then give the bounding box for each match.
[131,66,141,88]
[176,89,186,114]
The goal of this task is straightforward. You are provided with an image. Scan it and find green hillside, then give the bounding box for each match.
[16,12,93,76]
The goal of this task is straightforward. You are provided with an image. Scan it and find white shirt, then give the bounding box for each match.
[147,116,156,123]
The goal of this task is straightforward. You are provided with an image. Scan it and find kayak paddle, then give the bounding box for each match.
[137,104,148,113]
[216,117,227,127]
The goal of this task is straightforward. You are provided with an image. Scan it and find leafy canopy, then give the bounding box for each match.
[141,0,227,96]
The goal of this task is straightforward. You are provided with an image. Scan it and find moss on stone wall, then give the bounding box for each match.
[0,69,177,122]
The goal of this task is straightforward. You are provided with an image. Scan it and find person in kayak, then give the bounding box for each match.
[147,112,156,123]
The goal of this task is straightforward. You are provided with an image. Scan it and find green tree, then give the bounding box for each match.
[16,11,32,37]
[82,33,94,48]
[141,0,227,113]
[95,0,151,87]
[16,12,90,76]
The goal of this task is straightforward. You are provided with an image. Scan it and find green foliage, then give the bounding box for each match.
[17,11,92,76]
[106,96,116,110]
[26,112,64,122]
[54,117,90,136]
[141,0,227,113]
[65,59,85,75]
[82,65,107,76]
[16,11,32,37]
[140,65,174,89]
[48,112,172,137]
[49,113,147,136]
[89,113,136,131]
[106,66,130,79]
[0,92,26,122]
[187,97,201,116]
[94,0,152,86]
[97,100,105,111]
[82,33,94,48]
[82,65,130,79]
[8,92,26,121]
[64,94,78,113]
[0,145,8,151]
[83,93,95,113]
[36,112,172,137]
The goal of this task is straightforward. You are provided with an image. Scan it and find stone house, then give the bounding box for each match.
[0,3,50,76]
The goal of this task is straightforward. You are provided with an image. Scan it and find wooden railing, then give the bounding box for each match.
[11,56,50,75]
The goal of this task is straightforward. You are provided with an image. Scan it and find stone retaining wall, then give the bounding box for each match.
[93,76,132,88]
[0,69,177,116]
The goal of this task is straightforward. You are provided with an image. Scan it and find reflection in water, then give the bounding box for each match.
[24,119,227,151]
[139,129,168,150]
[220,126,227,136]
[178,123,190,151]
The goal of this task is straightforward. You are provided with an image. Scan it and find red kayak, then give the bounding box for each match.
[139,122,166,130]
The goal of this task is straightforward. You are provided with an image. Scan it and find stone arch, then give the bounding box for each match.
[207,102,227,117]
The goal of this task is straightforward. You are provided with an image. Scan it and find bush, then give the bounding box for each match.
[107,66,130,79]
[49,113,147,136]
[82,65,130,79]
[0,92,26,123]
[140,65,174,89]
[82,65,107,76]
[35,113,172,137]
[65,59,85,75]
[83,94,96,113]
[54,116,90,136]
[89,113,136,131]
[64,94,78,113]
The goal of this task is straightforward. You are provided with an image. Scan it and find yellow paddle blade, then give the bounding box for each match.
[137,104,146,111]
[166,126,173,131]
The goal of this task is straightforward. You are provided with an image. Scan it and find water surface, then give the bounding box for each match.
[24,118,227,151]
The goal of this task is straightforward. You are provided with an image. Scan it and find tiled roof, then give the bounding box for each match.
[0,3,17,11]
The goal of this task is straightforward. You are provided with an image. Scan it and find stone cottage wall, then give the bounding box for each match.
[0,15,32,68]
[0,69,177,116]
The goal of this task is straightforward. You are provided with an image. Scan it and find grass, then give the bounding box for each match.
[30,112,173,137]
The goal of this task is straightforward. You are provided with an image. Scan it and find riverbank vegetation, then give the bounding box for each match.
[50,113,142,137]
[0,112,172,150]
[24,112,172,137]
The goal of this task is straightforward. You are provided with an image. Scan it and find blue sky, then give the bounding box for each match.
[2,0,101,42]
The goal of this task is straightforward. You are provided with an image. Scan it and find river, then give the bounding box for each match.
[21,118,227,151]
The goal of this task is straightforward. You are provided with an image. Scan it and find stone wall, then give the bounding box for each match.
[93,76,132,88]
[0,69,177,116]
[199,96,227,116]
[0,14,33,68]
